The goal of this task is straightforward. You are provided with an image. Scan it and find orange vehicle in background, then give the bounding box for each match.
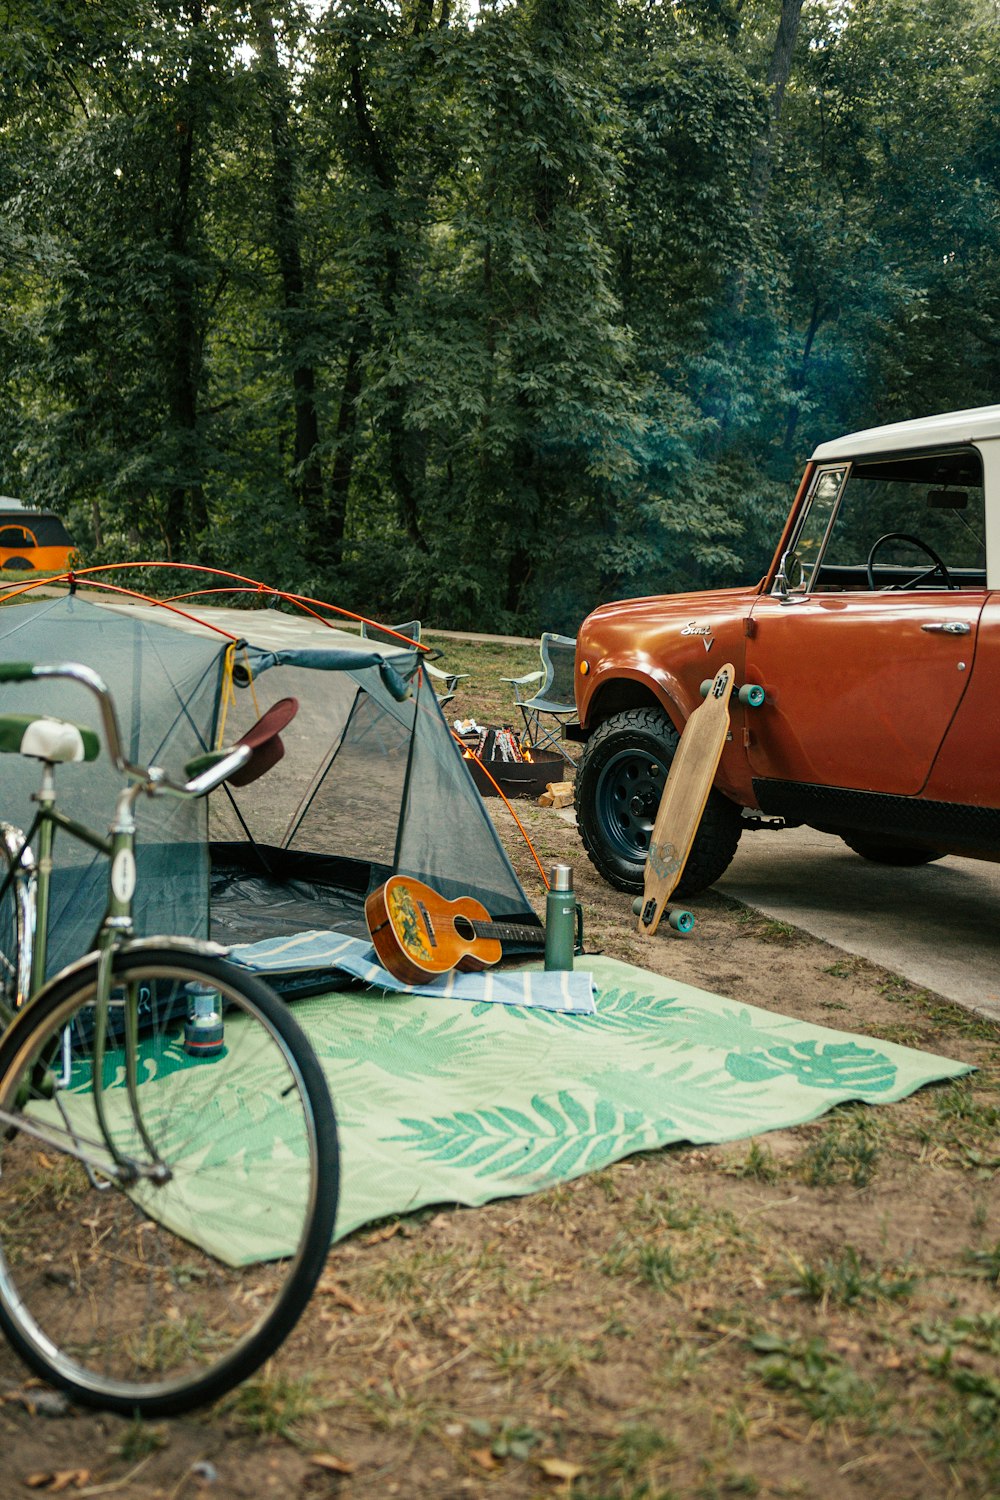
[0,498,76,572]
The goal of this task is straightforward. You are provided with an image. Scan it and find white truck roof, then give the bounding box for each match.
[812,404,1000,462]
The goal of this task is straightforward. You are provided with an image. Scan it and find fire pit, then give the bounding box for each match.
[459,726,568,799]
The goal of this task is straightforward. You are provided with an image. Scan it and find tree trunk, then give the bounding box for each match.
[723,0,804,321]
[328,329,367,553]
[250,2,330,565]
[348,53,429,553]
[747,0,806,216]
[782,294,824,451]
[166,4,207,556]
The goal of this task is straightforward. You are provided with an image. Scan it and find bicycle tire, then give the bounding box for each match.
[0,945,338,1417]
[0,823,35,1023]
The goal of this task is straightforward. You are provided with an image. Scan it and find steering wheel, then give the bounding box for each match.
[865,531,955,591]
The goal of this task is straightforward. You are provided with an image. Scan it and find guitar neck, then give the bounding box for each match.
[470,919,544,946]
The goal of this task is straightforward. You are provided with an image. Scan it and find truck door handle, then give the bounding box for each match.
[920,621,971,635]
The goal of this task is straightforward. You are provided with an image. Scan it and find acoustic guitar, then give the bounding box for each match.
[365,875,544,985]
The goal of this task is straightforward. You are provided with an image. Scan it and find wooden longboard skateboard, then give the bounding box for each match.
[636,663,738,938]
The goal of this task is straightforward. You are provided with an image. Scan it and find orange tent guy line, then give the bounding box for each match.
[451,729,550,892]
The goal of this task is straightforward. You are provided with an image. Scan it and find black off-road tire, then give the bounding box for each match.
[575,706,743,895]
[839,834,944,867]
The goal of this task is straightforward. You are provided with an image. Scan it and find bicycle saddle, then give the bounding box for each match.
[0,713,99,764]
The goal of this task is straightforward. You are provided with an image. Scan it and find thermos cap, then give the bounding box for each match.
[549,863,573,892]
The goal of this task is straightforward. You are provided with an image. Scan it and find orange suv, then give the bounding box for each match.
[573,405,998,894]
[0,500,76,573]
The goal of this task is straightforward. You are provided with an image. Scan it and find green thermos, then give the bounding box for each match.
[544,863,576,971]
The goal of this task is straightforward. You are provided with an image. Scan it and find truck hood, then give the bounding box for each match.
[584,584,758,628]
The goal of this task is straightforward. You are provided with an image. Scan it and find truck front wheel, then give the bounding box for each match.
[575,707,743,895]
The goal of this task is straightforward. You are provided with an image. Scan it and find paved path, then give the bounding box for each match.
[718,826,1000,1023]
[554,809,999,1021]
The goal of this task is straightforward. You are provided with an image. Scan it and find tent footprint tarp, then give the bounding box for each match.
[65,955,970,1265]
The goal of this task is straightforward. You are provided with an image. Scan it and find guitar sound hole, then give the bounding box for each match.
[454,916,476,941]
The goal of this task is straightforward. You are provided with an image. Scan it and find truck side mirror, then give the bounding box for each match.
[774,549,799,597]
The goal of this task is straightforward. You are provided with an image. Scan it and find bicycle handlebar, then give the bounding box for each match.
[0,660,250,797]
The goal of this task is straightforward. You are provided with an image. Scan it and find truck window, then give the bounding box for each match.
[819,449,985,589]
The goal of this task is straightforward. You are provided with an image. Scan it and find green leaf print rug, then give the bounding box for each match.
[89,955,968,1265]
[281,953,968,1259]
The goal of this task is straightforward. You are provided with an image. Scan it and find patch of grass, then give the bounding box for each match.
[356,1380,445,1441]
[823,957,865,979]
[114,1416,168,1462]
[221,1371,327,1440]
[911,1081,1000,1167]
[465,1416,545,1460]
[9,1154,91,1219]
[727,1140,779,1184]
[798,1112,880,1187]
[599,1191,748,1304]
[927,1366,1000,1472]
[360,1242,542,1316]
[876,1023,927,1047]
[696,1474,761,1498]
[936,1079,1000,1129]
[592,1167,620,1203]
[599,1229,714,1291]
[747,1333,885,1430]
[783,1245,916,1307]
[660,1342,713,1389]
[962,1242,1000,1284]
[488,1334,599,1383]
[876,974,1000,1042]
[587,1423,679,1497]
[915,1312,1000,1358]
[637,1242,687,1289]
[624,1188,706,1233]
[733,910,799,944]
[876,973,918,1003]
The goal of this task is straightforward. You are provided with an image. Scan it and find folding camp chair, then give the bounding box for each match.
[359,619,467,709]
[502,632,578,763]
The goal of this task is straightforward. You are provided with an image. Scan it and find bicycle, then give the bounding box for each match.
[0,660,339,1417]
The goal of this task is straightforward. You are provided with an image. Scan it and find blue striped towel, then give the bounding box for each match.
[229,928,596,1015]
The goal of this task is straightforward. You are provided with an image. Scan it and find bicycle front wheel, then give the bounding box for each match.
[0,946,338,1417]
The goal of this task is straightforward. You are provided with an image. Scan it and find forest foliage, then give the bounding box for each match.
[2,0,999,631]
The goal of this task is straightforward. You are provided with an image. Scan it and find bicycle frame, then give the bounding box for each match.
[0,661,250,1184]
[1,774,175,1182]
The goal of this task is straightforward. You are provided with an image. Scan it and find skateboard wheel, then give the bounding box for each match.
[667,908,695,934]
[632,896,643,916]
[699,678,712,699]
[738,683,765,708]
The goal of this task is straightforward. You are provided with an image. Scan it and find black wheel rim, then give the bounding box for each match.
[593,748,668,863]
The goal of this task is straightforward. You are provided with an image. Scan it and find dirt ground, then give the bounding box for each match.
[1,638,998,1499]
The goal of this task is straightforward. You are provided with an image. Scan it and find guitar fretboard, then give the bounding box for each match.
[469,920,544,946]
